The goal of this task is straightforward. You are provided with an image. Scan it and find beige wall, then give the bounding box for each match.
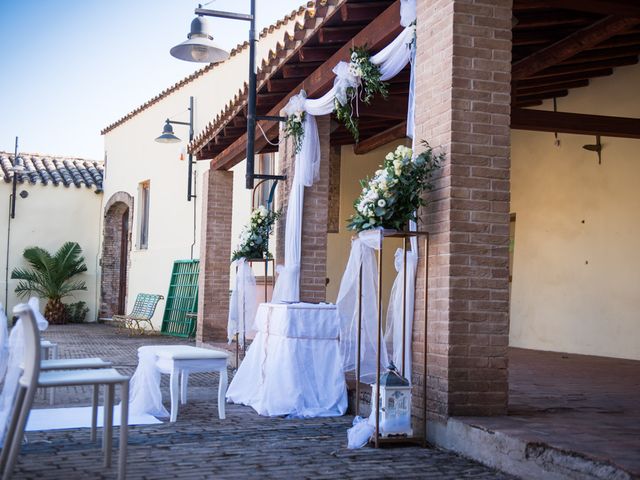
[102,19,298,328]
[326,141,409,313]
[0,183,102,320]
[510,64,640,360]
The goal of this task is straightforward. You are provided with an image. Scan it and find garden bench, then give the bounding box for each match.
[113,293,164,335]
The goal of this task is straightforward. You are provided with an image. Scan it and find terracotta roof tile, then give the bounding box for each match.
[101,3,312,135]
[0,152,104,191]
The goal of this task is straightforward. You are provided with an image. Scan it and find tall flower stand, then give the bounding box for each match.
[353,230,429,448]
[234,258,275,368]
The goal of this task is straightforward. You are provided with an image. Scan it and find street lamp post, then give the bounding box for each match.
[170,2,286,190]
[155,96,196,202]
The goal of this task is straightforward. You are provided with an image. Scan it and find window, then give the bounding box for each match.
[253,153,275,209]
[137,180,150,249]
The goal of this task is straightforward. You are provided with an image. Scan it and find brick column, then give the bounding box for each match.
[412,0,512,423]
[197,169,234,344]
[276,115,331,302]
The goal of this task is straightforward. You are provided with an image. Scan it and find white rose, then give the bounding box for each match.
[377,199,386,208]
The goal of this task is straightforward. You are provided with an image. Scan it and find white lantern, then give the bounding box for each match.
[374,363,413,437]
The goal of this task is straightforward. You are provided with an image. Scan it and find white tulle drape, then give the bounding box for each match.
[129,346,169,418]
[337,230,389,383]
[273,2,417,304]
[384,249,418,381]
[0,298,48,446]
[228,258,258,346]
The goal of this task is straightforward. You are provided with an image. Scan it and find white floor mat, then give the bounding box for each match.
[26,405,162,431]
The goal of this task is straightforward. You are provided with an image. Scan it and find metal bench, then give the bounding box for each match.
[113,293,164,335]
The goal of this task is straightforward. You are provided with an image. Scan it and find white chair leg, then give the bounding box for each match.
[180,371,189,405]
[3,386,37,480]
[103,384,114,468]
[118,380,129,480]
[218,367,228,420]
[91,385,99,442]
[48,345,58,406]
[169,367,179,422]
[0,387,27,473]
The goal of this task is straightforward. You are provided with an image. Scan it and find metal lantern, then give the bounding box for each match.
[375,363,413,437]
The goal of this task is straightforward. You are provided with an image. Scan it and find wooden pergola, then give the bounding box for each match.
[189,0,640,167]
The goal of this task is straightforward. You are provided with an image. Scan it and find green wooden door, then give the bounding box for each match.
[161,259,199,337]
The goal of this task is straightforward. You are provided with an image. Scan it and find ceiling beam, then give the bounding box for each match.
[511,108,640,138]
[318,26,362,44]
[512,15,640,80]
[281,62,322,79]
[353,122,407,154]
[340,2,390,23]
[210,0,402,170]
[516,68,612,88]
[513,0,640,17]
[528,55,638,78]
[516,79,589,96]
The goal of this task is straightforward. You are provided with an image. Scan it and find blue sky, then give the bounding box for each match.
[0,0,304,159]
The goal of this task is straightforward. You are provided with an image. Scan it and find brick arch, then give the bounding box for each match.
[100,191,134,318]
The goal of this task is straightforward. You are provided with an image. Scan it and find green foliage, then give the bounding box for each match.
[284,111,306,154]
[348,141,444,232]
[11,242,88,300]
[231,206,281,261]
[334,46,389,142]
[64,301,89,323]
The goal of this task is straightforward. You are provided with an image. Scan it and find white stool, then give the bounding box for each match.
[148,346,229,422]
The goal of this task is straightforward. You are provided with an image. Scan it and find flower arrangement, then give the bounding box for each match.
[231,206,281,261]
[284,110,306,154]
[334,46,389,142]
[347,142,443,232]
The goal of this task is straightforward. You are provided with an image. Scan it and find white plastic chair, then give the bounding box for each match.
[0,304,131,480]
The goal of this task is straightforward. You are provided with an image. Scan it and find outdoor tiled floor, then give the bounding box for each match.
[460,348,640,478]
[13,324,513,479]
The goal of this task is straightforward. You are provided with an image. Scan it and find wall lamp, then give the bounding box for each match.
[170,2,286,190]
[155,96,197,201]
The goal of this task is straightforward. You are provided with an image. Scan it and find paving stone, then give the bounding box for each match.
[12,324,513,479]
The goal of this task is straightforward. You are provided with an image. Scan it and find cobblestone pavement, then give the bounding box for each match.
[13,324,514,479]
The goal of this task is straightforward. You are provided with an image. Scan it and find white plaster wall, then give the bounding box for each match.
[102,17,299,328]
[0,183,102,320]
[510,64,640,360]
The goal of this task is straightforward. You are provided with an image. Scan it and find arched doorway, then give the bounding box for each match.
[100,192,134,318]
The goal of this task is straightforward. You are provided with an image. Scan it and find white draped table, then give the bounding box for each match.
[226,302,347,417]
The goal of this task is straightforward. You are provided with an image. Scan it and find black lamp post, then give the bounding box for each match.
[170,2,285,190]
[155,96,196,202]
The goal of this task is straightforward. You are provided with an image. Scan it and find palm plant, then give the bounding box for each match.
[11,242,88,324]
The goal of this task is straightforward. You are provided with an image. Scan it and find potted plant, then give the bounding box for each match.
[11,242,88,324]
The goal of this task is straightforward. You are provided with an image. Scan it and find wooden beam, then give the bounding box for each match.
[358,96,408,120]
[516,79,589,96]
[512,16,640,80]
[516,89,569,104]
[354,122,407,154]
[511,108,640,138]
[513,12,592,29]
[529,56,638,78]
[513,0,640,17]
[298,46,339,63]
[562,45,640,64]
[340,2,390,23]
[281,62,322,79]
[267,77,301,93]
[515,68,612,88]
[210,0,402,170]
[318,26,362,44]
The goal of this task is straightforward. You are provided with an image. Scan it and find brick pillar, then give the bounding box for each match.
[197,169,234,344]
[412,0,512,423]
[276,115,331,302]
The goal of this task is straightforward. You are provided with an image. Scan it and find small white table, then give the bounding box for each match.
[139,346,229,422]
